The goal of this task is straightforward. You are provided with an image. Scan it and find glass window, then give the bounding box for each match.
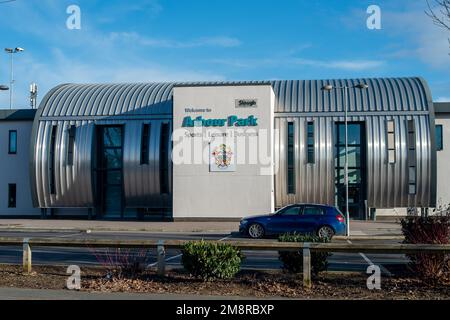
[8,130,17,154]
[106,171,122,185]
[140,124,150,165]
[103,127,122,147]
[408,167,416,184]
[49,125,57,195]
[280,206,300,216]
[303,206,324,216]
[347,168,362,184]
[338,146,361,167]
[8,184,16,208]
[338,124,361,145]
[407,120,416,195]
[104,149,122,169]
[387,120,396,164]
[160,123,170,194]
[104,185,122,216]
[336,168,362,184]
[436,125,443,151]
[67,125,76,166]
[287,122,295,194]
[307,122,315,164]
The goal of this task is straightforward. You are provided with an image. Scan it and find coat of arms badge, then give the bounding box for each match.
[211,144,233,169]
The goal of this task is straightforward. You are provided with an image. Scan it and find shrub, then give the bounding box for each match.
[400,211,450,283]
[181,240,243,281]
[278,233,331,276]
[90,248,150,280]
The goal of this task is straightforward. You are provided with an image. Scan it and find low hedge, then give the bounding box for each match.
[181,240,243,281]
[401,214,450,283]
[278,233,331,276]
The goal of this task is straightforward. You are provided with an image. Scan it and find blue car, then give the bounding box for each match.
[239,204,346,239]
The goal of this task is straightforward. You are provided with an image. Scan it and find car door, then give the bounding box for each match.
[295,205,325,234]
[267,205,301,234]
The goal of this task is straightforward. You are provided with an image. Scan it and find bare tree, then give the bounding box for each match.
[426,0,450,30]
[426,0,450,52]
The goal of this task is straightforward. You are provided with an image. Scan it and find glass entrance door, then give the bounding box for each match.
[97,126,124,219]
[335,123,367,220]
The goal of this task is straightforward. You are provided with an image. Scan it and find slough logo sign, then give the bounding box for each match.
[182,115,258,127]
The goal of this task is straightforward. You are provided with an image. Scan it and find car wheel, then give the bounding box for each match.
[317,226,335,240]
[248,223,265,239]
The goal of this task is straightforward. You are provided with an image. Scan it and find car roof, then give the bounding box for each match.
[288,203,334,208]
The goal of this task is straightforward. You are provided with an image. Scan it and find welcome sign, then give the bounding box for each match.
[182,115,258,127]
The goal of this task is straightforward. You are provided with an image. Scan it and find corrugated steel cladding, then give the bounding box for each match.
[31,78,436,210]
[272,78,435,209]
[31,83,176,209]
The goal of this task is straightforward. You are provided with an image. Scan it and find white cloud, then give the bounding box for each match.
[383,9,450,68]
[291,58,385,71]
[209,57,384,71]
[435,97,450,102]
[0,1,234,108]
[0,49,226,108]
[109,32,242,48]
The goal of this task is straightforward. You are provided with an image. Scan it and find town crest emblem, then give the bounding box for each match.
[211,144,233,169]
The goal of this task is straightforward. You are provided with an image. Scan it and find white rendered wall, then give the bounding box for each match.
[0,121,40,216]
[436,116,450,208]
[173,85,275,219]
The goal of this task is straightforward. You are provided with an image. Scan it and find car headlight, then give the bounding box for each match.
[240,219,248,225]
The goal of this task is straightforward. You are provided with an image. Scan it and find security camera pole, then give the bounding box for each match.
[322,83,369,237]
[4,47,24,109]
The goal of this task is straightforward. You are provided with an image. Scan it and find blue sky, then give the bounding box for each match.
[0,0,449,108]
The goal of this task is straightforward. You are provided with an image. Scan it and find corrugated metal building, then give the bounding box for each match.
[27,77,437,220]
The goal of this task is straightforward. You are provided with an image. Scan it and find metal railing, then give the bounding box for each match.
[0,237,449,288]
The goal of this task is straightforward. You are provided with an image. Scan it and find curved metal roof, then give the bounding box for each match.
[271,77,433,113]
[36,77,433,118]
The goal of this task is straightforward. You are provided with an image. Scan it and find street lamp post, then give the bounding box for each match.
[4,47,24,109]
[322,83,369,237]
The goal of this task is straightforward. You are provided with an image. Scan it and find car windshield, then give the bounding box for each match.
[274,205,293,215]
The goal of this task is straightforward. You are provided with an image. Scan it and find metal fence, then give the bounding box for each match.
[0,237,449,288]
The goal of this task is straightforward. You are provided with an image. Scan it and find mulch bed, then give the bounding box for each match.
[0,265,448,299]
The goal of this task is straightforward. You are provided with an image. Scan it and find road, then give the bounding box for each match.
[0,230,408,275]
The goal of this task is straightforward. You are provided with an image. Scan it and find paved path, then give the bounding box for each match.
[0,287,270,300]
[0,219,402,236]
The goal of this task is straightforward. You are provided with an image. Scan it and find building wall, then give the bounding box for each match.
[173,85,275,218]
[31,118,172,210]
[436,115,450,207]
[30,83,174,211]
[26,80,439,220]
[274,115,435,209]
[0,120,40,216]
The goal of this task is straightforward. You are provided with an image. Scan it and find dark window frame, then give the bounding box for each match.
[8,130,17,155]
[67,125,76,166]
[160,123,170,195]
[49,125,57,195]
[95,125,125,218]
[407,120,417,195]
[307,121,315,164]
[436,124,443,151]
[140,123,151,165]
[8,183,16,208]
[287,122,295,194]
[386,120,396,164]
